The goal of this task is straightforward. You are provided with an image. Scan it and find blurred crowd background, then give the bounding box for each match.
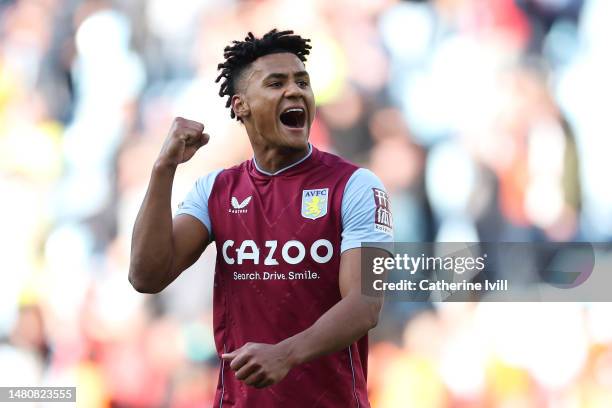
[1,0,612,406]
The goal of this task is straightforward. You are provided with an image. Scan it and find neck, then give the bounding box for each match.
[252,143,311,174]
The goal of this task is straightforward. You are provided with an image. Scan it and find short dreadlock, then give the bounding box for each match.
[216,29,312,121]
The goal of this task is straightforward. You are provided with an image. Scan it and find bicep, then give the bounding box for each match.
[171,214,211,275]
[339,248,385,327]
[339,247,389,298]
[339,248,362,298]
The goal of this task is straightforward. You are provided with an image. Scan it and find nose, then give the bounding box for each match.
[284,81,303,98]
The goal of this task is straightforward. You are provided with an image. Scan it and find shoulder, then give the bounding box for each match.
[193,168,225,194]
[339,166,393,250]
[315,149,359,173]
[341,167,391,223]
[311,148,384,195]
[200,159,250,190]
[344,168,385,191]
[341,168,387,205]
[340,167,390,221]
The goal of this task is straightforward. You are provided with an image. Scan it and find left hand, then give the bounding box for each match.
[221,342,294,388]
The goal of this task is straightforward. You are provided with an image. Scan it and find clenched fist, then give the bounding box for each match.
[157,117,209,167]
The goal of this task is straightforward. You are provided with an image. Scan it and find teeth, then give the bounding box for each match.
[284,108,304,114]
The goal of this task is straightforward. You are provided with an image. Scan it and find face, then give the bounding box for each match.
[232,52,316,150]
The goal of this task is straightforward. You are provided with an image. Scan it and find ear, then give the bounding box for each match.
[231,94,250,120]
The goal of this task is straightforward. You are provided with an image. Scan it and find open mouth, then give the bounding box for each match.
[279,107,306,128]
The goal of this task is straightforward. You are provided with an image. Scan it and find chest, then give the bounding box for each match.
[209,174,345,243]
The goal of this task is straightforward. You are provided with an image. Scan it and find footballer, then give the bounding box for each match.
[129,29,393,407]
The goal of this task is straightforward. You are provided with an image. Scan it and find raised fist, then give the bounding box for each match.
[157,117,209,166]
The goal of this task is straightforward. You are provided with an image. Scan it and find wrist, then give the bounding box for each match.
[277,337,303,369]
[153,157,178,174]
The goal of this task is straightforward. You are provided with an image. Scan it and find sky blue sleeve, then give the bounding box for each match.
[341,168,394,253]
[175,169,222,235]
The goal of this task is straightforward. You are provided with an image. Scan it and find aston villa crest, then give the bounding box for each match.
[301,188,329,220]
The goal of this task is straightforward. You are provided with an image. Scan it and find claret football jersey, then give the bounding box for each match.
[176,144,393,407]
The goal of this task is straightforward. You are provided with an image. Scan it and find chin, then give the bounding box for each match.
[278,126,309,149]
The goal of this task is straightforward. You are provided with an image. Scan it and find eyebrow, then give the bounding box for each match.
[262,71,310,81]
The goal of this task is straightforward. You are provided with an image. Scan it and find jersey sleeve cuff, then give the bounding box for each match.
[175,209,212,235]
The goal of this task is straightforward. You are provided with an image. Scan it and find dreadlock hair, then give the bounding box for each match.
[216,29,312,121]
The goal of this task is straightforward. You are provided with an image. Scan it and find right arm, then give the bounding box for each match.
[129,117,210,293]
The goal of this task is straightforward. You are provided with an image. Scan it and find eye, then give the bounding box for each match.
[269,82,282,88]
[297,80,309,88]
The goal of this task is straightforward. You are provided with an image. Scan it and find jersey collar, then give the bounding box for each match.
[252,143,313,176]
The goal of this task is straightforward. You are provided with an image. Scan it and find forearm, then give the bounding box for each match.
[129,160,177,292]
[280,293,382,367]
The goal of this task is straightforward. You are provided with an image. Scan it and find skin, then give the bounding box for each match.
[129,51,383,389]
[232,52,316,173]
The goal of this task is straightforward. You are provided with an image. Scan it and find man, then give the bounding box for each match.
[129,29,393,407]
